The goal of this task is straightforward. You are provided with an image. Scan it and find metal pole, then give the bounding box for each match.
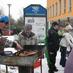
[6,65,8,73]
[40,59,42,73]
[8,4,11,35]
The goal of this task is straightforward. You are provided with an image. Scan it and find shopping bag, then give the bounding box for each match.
[34,59,41,68]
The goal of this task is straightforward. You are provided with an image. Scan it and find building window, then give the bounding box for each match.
[53,4,54,17]
[56,2,58,16]
[48,8,49,18]
[68,0,72,12]
[54,4,56,16]
[64,0,66,13]
[52,6,53,17]
[50,6,51,17]
[48,9,50,17]
[48,8,50,18]
[59,0,61,15]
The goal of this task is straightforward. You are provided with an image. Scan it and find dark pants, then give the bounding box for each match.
[60,46,66,67]
[47,50,57,72]
[19,66,34,73]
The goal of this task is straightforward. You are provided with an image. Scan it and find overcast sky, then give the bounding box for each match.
[0,0,47,20]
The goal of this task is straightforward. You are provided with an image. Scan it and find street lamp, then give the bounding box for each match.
[8,4,11,35]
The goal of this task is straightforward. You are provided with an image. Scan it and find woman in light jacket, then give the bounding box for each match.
[60,24,73,67]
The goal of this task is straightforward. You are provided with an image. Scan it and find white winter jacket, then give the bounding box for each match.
[60,32,73,48]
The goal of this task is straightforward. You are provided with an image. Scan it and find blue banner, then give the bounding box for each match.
[24,4,47,16]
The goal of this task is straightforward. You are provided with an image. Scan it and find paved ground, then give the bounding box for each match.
[34,51,64,73]
[55,51,64,73]
[0,51,64,73]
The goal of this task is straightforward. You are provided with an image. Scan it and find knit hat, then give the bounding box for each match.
[24,24,32,31]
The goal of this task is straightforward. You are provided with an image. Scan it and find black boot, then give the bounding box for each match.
[53,66,58,72]
[53,68,58,72]
[48,70,54,73]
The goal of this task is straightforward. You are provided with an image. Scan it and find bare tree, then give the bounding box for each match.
[16,16,24,29]
[10,15,16,25]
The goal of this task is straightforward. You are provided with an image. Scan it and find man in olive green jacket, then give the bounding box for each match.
[17,24,37,73]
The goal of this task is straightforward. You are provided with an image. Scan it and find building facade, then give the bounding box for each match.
[47,0,73,23]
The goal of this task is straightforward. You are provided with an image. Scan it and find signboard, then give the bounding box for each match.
[24,4,47,43]
[25,17,46,43]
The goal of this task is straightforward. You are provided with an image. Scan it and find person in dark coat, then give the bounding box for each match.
[64,47,73,73]
[47,22,61,73]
